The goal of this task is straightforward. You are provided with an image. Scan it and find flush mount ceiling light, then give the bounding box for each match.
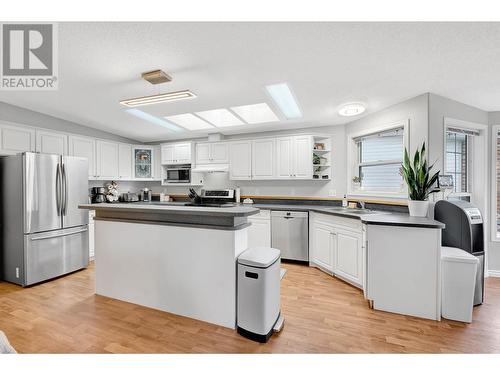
[265,83,302,119]
[141,69,172,85]
[195,108,245,127]
[120,90,197,108]
[165,113,215,131]
[338,103,366,117]
[230,103,279,124]
[125,109,184,132]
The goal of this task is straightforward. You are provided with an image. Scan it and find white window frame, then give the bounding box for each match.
[347,119,409,198]
[491,124,500,242]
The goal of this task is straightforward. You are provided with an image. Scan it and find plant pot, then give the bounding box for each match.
[408,200,429,217]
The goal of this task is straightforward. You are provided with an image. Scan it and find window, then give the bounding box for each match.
[445,130,469,193]
[354,127,404,192]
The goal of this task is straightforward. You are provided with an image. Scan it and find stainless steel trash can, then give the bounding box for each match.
[237,247,281,342]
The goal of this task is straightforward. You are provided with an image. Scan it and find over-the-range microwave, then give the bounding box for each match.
[166,165,191,183]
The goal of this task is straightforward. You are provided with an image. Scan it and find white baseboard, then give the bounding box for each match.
[487,270,500,278]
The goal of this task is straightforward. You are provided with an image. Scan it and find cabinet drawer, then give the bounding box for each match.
[314,212,362,232]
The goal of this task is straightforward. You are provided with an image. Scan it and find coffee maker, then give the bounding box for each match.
[91,187,106,203]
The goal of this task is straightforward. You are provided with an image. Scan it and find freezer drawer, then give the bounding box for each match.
[24,226,89,286]
[271,211,309,261]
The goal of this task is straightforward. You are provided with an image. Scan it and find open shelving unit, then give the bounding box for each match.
[312,135,332,181]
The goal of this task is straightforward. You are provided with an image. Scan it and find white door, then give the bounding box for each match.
[334,228,362,286]
[36,130,68,155]
[174,143,191,164]
[0,124,36,154]
[211,143,229,163]
[69,135,96,178]
[229,141,252,180]
[161,144,175,164]
[293,135,312,179]
[275,137,293,178]
[118,144,132,179]
[196,143,211,164]
[311,221,334,273]
[96,140,119,179]
[252,139,275,179]
[247,218,271,248]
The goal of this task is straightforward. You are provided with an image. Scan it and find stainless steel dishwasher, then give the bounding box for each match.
[271,211,309,261]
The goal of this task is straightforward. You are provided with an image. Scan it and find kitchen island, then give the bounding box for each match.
[79,202,259,328]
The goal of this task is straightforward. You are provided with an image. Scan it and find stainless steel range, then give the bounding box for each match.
[186,189,236,207]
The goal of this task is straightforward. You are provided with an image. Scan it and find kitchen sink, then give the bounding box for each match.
[323,207,381,215]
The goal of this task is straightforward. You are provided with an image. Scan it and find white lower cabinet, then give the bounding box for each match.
[334,228,362,286]
[247,210,271,248]
[310,212,363,288]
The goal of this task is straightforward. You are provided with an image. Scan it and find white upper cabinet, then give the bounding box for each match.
[252,138,275,179]
[118,143,132,180]
[153,145,161,179]
[211,143,229,163]
[161,142,192,164]
[229,141,252,180]
[275,137,294,178]
[69,135,96,178]
[276,135,312,179]
[96,140,119,180]
[36,130,68,155]
[195,142,229,164]
[0,123,36,155]
[293,135,313,179]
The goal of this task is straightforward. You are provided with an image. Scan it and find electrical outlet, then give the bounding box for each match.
[329,190,336,197]
[15,267,19,278]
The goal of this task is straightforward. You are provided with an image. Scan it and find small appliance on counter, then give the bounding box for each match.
[91,187,106,203]
[142,188,152,202]
[186,189,236,207]
[121,192,139,202]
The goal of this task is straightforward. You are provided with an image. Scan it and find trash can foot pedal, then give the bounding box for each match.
[273,314,284,333]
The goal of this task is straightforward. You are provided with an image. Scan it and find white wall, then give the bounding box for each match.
[0,101,136,143]
[488,112,500,272]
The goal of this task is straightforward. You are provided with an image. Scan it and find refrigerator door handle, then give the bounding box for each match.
[61,163,68,216]
[31,227,88,241]
[56,163,62,216]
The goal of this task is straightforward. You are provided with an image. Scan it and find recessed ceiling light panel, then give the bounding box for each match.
[195,108,245,127]
[230,103,279,124]
[120,90,196,107]
[338,103,366,117]
[125,109,184,132]
[165,113,215,131]
[265,83,302,119]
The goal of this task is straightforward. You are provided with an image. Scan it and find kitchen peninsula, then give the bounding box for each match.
[79,202,259,328]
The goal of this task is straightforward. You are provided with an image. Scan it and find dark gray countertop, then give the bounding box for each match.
[79,202,259,217]
[249,203,445,229]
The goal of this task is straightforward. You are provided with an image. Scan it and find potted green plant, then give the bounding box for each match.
[400,142,440,217]
[352,176,361,189]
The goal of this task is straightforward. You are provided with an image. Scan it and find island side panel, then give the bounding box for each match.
[366,224,442,321]
[94,220,248,329]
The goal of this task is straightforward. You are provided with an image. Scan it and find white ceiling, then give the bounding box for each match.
[2,22,500,142]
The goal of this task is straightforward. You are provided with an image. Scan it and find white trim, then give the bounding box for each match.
[491,125,500,243]
[487,270,500,278]
[347,119,409,198]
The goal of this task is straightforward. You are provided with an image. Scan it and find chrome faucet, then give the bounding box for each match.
[358,200,366,209]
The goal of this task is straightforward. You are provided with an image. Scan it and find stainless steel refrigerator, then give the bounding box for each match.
[0,152,89,286]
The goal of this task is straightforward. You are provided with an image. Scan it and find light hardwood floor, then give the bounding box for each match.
[1,262,500,353]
